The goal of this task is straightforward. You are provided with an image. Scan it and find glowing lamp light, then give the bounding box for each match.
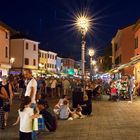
[88,49,95,57]
[76,16,90,33]
[39,63,44,68]
[10,57,15,64]
[92,60,96,65]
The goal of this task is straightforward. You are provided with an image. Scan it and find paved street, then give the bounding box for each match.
[1,98,140,140]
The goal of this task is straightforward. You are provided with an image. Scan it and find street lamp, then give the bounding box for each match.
[88,49,95,81]
[9,57,15,75]
[76,15,91,80]
[92,61,97,79]
[10,57,15,64]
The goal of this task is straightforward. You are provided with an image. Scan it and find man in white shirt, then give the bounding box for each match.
[24,69,37,107]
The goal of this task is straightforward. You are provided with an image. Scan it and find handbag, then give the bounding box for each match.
[38,115,45,131]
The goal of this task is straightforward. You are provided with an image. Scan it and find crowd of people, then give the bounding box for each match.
[0,70,140,140]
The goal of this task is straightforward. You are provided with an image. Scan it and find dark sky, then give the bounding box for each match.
[0,0,140,60]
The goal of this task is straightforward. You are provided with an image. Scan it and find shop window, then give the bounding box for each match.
[25,58,29,65]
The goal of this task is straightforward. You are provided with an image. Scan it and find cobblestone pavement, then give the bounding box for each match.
[1,98,140,140]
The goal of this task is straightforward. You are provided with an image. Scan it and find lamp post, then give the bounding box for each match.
[88,49,95,81]
[76,16,90,80]
[92,60,97,79]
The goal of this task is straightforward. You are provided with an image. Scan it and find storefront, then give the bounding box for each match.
[0,63,11,79]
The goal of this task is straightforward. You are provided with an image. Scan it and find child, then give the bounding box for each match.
[13,96,38,140]
[59,99,71,120]
[53,95,68,116]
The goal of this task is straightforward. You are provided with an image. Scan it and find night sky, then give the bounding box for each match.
[1,0,140,60]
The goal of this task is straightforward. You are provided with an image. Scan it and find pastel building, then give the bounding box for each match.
[39,49,48,70]
[47,51,57,72]
[10,33,39,74]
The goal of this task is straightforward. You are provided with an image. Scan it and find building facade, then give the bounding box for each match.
[62,58,75,75]
[112,25,135,75]
[39,49,48,71]
[0,22,12,77]
[132,20,140,81]
[47,51,57,72]
[10,34,39,75]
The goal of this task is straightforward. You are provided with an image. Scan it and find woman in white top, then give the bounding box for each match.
[13,96,38,140]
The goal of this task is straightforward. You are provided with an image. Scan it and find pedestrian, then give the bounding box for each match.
[0,85,9,129]
[13,96,38,140]
[53,95,69,116]
[59,99,71,120]
[62,78,70,96]
[24,69,37,108]
[50,77,57,98]
[1,75,13,126]
[80,94,92,116]
[18,75,25,99]
[116,80,122,101]
[128,75,135,103]
[37,100,57,132]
